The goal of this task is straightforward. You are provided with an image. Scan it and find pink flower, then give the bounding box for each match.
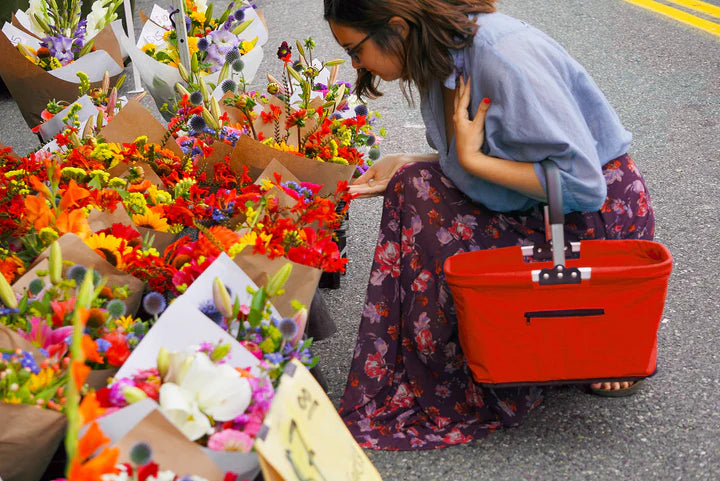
[19,317,73,349]
[207,429,254,452]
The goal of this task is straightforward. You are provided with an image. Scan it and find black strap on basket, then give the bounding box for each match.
[536,160,582,286]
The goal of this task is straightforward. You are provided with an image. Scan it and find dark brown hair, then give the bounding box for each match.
[324,0,497,100]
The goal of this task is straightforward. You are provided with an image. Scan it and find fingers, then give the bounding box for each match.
[348,179,386,198]
[473,96,491,124]
[352,164,377,185]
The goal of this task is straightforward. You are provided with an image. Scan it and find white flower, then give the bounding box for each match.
[193,0,209,14]
[158,352,252,440]
[26,0,49,36]
[86,1,112,38]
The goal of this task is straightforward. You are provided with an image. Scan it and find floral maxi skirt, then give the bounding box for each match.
[338,154,655,450]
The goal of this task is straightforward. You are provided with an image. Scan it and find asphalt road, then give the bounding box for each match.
[1,1,718,480]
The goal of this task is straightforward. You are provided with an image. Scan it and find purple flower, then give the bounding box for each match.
[96,338,111,353]
[42,34,78,65]
[108,378,136,407]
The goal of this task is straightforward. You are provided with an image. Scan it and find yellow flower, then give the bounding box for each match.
[189,11,206,25]
[133,211,170,232]
[85,232,125,267]
[29,368,55,391]
[3,396,22,404]
[141,43,157,54]
[270,141,300,154]
[228,232,258,258]
[115,315,136,331]
[188,37,200,56]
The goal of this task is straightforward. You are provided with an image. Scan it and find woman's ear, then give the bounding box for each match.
[387,16,410,40]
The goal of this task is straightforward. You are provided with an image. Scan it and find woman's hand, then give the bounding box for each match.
[350,153,436,197]
[453,75,491,170]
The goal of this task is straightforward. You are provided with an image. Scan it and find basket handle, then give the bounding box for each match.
[536,160,582,285]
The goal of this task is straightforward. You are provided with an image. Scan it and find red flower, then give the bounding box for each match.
[363,352,387,381]
[276,41,292,62]
[102,332,130,366]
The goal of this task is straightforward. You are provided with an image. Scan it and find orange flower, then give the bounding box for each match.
[59,180,91,211]
[78,392,106,425]
[56,209,91,239]
[24,195,55,230]
[68,421,119,481]
[127,179,153,193]
[0,255,25,283]
[82,335,104,364]
[72,360,91,391]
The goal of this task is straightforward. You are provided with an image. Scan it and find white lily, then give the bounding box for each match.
[159,382,212,441]
[158,352,252,440]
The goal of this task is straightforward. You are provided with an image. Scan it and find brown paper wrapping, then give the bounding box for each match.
[0,403,66,481]
[115,410,224,481]
[230,135,356,197]
[99,99,184,158]
[12,234,146,316]
[196,141,236,177]
[233,253,321,318]
[0,142,20,159]
[0,324,42,357]
[85,367,118,391]
[0,23,123,128]
[108,159,166,188]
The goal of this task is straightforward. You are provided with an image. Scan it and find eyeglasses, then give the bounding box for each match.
[345,33,373,64]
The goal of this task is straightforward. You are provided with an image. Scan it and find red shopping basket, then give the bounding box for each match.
[444,160,673,386]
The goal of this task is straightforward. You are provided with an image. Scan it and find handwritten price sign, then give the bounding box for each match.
[254,360,383,481]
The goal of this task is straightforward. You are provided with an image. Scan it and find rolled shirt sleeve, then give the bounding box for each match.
[438,14,631,214]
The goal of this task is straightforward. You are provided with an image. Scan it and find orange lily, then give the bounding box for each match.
[59,180,91,211]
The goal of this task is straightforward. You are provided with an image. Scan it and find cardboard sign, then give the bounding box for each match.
[254,360,383,481]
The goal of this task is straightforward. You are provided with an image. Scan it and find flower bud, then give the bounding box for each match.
[291,307,308,345]
[0,273,18,309]
[157,347,169,379]
[266,262,292,298]
[49,241,62,285]
[210,343,231,363]
[212,277,233,319]
[123,385,148,404]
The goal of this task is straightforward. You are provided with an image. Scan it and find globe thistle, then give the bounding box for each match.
[366,134,376,146]
[189,91,204,105]
[129,441,153,466]
[368,148,381,161]
[106,299,127,319]
[188,115,207,133]
[354,104,368,117]
[66,264,88,285]
[28,279,45,296]
[220,79,237,94]
[277,317,298,341]
[225,48,241,64]
[232,59,245,72]
[142,292,167,316]
[233,8,245,23]
[197,37,209,51]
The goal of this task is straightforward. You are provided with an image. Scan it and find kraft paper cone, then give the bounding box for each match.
[233,253,322,318]
[12,234,145,316]
[195,140,236,176]
[0,324,42,357]
[86,367,118,391]
[115,410,224,481]
[0,23,123,127]
[136,226,177,253]
[99,99,184,158]
[108,160,166,188]
[0,403,66,481]
[230,135,356,197]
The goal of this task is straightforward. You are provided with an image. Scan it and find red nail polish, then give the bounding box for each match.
[482,97,491,104]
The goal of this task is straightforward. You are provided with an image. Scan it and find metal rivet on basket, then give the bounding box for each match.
[571,271,578,278]
[557,272,564,279]
[557,265,564,271]
[543,273,550,280]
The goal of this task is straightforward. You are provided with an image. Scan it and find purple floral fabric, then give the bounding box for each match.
[339,154,655,450]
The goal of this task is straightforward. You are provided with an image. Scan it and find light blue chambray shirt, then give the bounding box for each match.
[421,13,632,213]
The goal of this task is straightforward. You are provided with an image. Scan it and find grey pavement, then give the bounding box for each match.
[1,0,719,480]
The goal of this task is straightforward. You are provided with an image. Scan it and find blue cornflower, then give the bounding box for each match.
[95,339,111,353]
[264,352,285,364]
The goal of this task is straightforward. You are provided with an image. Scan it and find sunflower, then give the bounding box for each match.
[84,233,124,268]
[132,211,170,232]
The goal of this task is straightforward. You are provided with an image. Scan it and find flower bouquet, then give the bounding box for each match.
[222,38,385,196]
[0,0,125,127]
[119,0,267,119]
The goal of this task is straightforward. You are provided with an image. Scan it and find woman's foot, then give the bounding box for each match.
[589,380,644,397]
